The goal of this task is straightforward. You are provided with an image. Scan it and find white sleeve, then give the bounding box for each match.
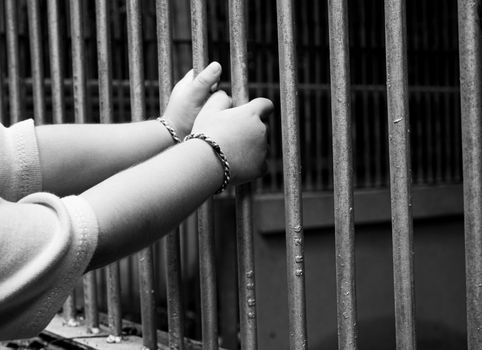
[0,119,42,201]
[0,193,98,340]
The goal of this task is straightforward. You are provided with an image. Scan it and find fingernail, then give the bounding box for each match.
[210,82,219,93]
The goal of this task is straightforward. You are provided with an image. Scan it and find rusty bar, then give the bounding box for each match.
[126,0,157,348]
[95,0,122,340]
[47,0,65,125]
[328,0,358,349]
[156,0,185,348]
[5,0,21,124]
[190,0,218,348]
[71,0,99,331]
[458,1,482,348]
[228,0,257,349]
[26,0,46,125]
[384,0,416,349]
[275,0,307,349]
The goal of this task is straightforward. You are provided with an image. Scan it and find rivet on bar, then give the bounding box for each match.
[457,0,482,348]
[26,0,46,125]
[384,0,416,349]
[327,0,358,349]
[156,0,186,348]
[126,0,158,348]
[228,0,257,349]
[275,0,308,349]
[190,0,218,348]
[95,0,123,341]
[70,0,100,333]
[5,0,21,125]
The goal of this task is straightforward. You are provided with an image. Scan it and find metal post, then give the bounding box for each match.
[47,0,65,125]
[5,0,21,124]
[26,0,46,125]
[156,0,185,348]
[276,0,307,349]
[384,1,416,349]
[95,0,123,341]
[71,0,99,333]
[126,0,157,348]
[190,1,218,348]
[228,0,257,349]
[457,0,482,348]
[328,0,358,349]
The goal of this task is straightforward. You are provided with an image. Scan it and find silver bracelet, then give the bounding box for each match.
[157,117,182,144]
[184,133,231,194]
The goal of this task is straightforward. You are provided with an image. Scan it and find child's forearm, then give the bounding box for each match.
[36,120,177,196]
[81,138,224,269]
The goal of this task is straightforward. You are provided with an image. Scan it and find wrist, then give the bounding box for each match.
[162,114,190,140]
[183,136,230,193]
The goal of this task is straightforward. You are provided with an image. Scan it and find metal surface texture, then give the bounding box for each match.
[95,0,122,338]
[82,272,99,333]
[126,0,157,348]
[457,0,482,348]
[191,2,218,347]
[26,0,46,125]
[275,0,307,349]
[47,0,65,125]
[384,1,416,349]
[229,0,257,348]
[156,0,185,348]
[327,0,358,349]
[5,0,21,124]
[71,0,98,330]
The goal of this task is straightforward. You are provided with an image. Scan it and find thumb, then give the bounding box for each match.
[192,61,222,92]
[238,98,274,122]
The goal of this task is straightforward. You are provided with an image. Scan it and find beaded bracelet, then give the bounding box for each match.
[184,133,231,194]
[157,117,182,144]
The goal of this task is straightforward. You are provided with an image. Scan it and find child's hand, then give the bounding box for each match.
[190,90,274,185]
[163,62,222,139]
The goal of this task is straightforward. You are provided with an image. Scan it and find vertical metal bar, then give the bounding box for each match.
[190,1,218,349]
[156,0,185,348]
[458,1,482,348]
[384,1,416,349]
[276,0,307,349]
[228,1,257,349]
[126,1,157,348]
[26,0,46,125]
[47,0,65,125]
[95,0,123,341]
[5,0,21,124]
[71,0,99,332]
[328,0,358,349]
[47,0,74,324]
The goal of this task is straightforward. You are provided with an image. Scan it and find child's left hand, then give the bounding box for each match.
[163,61,222,139]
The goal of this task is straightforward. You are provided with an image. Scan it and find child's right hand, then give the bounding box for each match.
[190,90,274,186]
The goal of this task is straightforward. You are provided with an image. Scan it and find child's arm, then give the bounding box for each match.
[35,62,222,197]
[83,92,273,269]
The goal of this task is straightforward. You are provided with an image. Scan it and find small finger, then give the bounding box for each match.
[199,90,232,114]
